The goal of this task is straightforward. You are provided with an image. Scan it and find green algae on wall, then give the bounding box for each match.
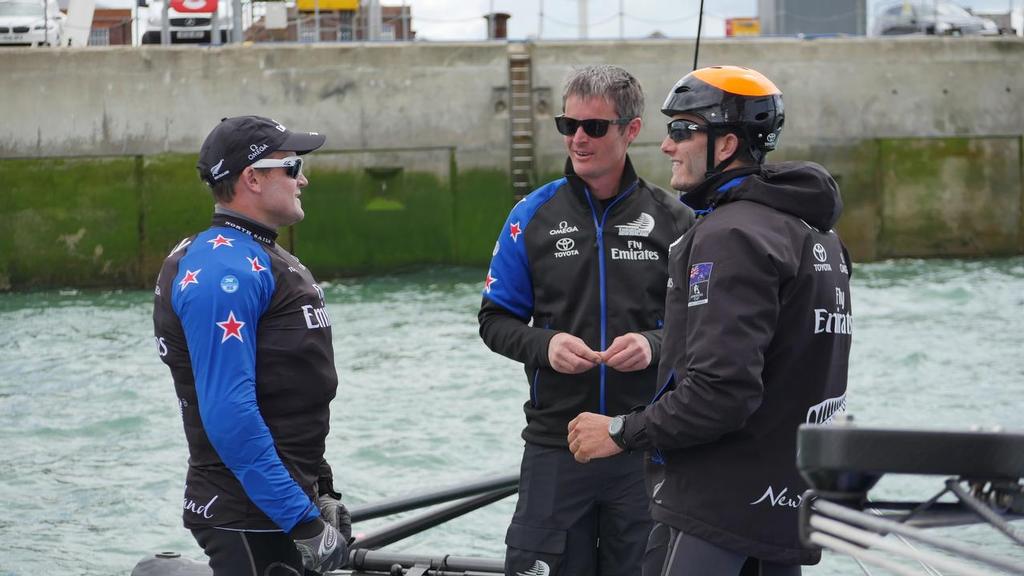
[296,167,456,275]
[0,154,514,289]
[140,154,220,287]
[2,136,1021,290]
[878,137,1021,258]
[0,157,142,289]
[295,167,513,275]
[453,168,516,266]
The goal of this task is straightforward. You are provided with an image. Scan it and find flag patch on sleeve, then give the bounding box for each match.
[688,262,713,307]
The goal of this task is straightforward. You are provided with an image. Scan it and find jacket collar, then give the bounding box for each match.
[680,165,762,215]
[212,207,278,245]
[564,154,640,202]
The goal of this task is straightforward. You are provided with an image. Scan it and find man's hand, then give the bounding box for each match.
[291,517,348,574]
[568,412,623,463]
[548,333,602,374]
[600,333,652,372]
[318,493,352,543]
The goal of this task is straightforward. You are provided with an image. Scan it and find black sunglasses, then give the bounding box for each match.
[666,120,708,143]
[251,156,304,179]
[555,115,633,138]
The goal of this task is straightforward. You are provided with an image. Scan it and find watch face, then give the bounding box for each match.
[609,416,624,436]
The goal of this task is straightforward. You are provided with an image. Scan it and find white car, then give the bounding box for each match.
[0,0,64,46]
[141,0,232,44]
[873,1,1000,36]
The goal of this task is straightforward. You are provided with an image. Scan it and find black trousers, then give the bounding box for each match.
[191,526,306,576]
[504,442,652,576]
[643,523,802,576]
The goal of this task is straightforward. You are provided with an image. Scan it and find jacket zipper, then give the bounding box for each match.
[584,181,639,415]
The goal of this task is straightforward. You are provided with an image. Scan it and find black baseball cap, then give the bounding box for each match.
[196,115,327,186]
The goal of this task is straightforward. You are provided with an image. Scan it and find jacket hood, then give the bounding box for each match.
[684,161,842,230]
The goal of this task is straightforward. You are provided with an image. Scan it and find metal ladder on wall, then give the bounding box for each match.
[508,48,535,201]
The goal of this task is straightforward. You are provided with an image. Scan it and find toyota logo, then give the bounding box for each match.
[813,243,827,263]
[556,238,574,251]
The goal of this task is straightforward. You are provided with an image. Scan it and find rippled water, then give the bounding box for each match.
[0,258,1022,575]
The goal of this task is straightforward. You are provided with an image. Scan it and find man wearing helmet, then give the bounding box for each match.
[569,66,852,575]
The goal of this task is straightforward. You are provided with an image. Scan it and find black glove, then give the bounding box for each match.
[317,493,353,543]
[291,517,347,574]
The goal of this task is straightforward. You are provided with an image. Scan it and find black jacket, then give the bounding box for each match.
[620,162,852,564]
[479,157,695,446]
[153,212,338,532]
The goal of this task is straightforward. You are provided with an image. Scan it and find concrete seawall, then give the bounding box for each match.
[1,37,1022,289]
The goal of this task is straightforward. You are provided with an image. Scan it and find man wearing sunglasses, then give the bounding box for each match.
[569,67,852,575]
[153,116,351,575]
[480,65,694,576]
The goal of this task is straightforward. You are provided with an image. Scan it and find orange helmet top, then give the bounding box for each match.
[690,66,781,97]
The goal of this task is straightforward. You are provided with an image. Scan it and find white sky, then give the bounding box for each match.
[407,0,755,40]
[399,0,1020,40]
[97,0,1023,38]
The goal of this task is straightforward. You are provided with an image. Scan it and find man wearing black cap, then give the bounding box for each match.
[153,116,350,575]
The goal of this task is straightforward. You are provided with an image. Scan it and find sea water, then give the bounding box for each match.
[0,258,1022,575]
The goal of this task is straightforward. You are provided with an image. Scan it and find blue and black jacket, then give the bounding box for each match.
[153,211,338,532]
[479,157,695,447]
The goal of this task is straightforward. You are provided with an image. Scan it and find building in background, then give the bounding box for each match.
[89,7,130,44]
[246,0,412,43]
[758,0,866,36]
[355,3,411,40]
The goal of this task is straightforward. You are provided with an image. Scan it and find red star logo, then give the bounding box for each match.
[484,270,497,293]
[178,269,201,291]
[216,311,246,343]
[207,234,235,249]
[247,256,266,272]
[509,221,522,243]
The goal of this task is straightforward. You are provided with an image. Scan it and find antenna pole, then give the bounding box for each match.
[538,0,543,38]
[579,0,588,39]
[693,0,705,70]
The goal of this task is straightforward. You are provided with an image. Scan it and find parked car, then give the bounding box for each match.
[141,0,231,44]
[873,1,1000,36]
[0,0,64,46]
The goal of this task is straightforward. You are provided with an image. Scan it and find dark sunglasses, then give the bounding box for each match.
[251,156,304,179]
[666,120,708,143]
[555,115,633,138]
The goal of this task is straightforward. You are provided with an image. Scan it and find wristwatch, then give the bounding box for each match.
[608,415,628,450]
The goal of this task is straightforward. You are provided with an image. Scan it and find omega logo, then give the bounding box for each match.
[549,221,580,235]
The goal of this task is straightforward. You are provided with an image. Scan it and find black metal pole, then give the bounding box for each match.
[693,0,705,70]
[349,473,518,523]
[351,486,518,550]
[945,479,1024,546]
[349,550,504,574]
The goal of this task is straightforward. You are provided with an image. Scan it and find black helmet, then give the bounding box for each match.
[662,65,784,166]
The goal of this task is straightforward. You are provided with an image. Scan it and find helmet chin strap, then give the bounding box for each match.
[703,130,741,180]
